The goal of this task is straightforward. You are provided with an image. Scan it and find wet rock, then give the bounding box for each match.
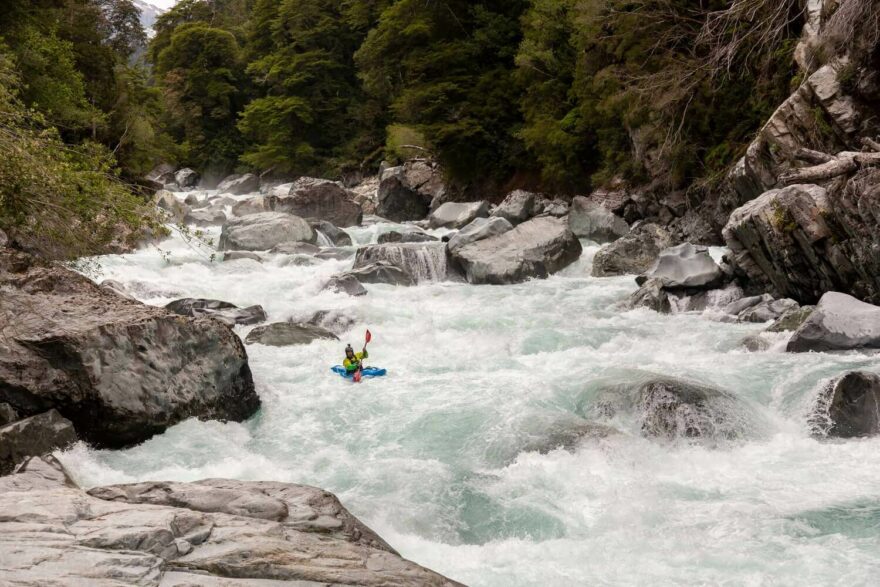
[812,371,880,438]
[543,198,570,217]
[306,310,357,334]
[231,195,272,217]
[315,248,355,261]
[668,281,744,314]
[175,168,199,189]
[216,173,259,195]
[638,243,724,289]
[0,410,77,475]
[245,323,338,346]
[378,230,438,244]
[451,216,582,285]
[491,190,538,225]
[637,378,748,441]
[514,414,619,457]
[273,177,362,228]
[222,251,262,263]
[184,208,226,226]
[592,223,672,277]
[724,294,771,316]
[165,298,267,327]
[153,190,189,223]
[0,403,18,426]
[787,292,880,352]
[310,220,352,246]
[447,216,513,254]
[145,163,176,189]
[568,196,630,243]
[767,305,815,332]
[323,274,368,296]
[219,212,315,251]
[184,193,201,206]
[270,242,321,255]
[348,261,415,286]
[0,250,258,448]
[99,279,133,299]
[0,456,461,586]
[429,201,490,229]
[354,243,453,283]
[627,278,671,313]
[738,298,800,323]
[376,168,432,222]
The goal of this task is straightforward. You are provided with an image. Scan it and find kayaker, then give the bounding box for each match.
[343,344,368,374]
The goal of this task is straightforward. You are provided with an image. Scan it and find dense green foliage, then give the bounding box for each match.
[147,0,801,194]
[0,0,163,258]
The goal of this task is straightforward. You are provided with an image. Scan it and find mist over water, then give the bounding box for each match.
[63,191,880,586]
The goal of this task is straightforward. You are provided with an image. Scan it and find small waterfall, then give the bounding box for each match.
[353,243,455,283]
[315,230,333,247]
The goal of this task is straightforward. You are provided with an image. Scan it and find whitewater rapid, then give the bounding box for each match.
[63,191,880,586]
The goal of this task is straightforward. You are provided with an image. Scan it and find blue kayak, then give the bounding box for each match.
[331,366,387,379]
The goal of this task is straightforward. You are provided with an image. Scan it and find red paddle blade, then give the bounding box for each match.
[365,329,372,344]
[353,369,362,383]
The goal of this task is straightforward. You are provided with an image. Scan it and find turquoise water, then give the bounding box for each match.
[63,194,880,586]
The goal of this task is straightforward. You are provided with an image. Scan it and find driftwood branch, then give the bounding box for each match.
[780,151,880,184]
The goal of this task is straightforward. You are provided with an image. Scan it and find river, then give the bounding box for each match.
[62,189,880,586]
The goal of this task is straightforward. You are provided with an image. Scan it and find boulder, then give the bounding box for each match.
[787,292,880,352]
[376,174,430,221]
[451,216,582,285]
[315,248,355,261]
[270,242,321,255]
[145,163,176,188]
[767,305,815,332]
[0,456,461,585]
[153,190,189,223]
[323,274,368,297]
[245,322,338,346]
[637,243,724,289]
[231,196,272,217]
[591,223,672,277]
[184,208,226,226]
[428,201,490,229]
[183,192,201,206]
[222,251,262,263]
[626,278,671,313]
[812,371,880,438]
[737,298,800,323]
[310,220,352,246]
[491,190,538,225]
[0,410,77,475]
[219,212,315,251]
[273,178,362,227]
[568,196,630,242]
[0,250,258,447]
[348,262,415,286]
[0,403,18,426]
[447,216,513,254]
[378,230,438,244]
[637,378,749,441]
[354,243,453,283]
[307,310,357,334]
[175,168,199,189]
[165,298,267,327]
[543,198,570,217]
[216,173,259,195]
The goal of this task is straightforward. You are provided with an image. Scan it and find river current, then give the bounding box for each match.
[62,189,880,586]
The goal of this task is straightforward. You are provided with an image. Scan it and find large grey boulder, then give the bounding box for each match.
[0,456,461,585]
[379,230,438,244]
[767,305,815,332]
[145,163,176,189]
[311,220,352,246]
[219,212,315,251]
[323,274,368,296]
[165,298,268,327]
[626,278,671,313]
[175,168,200,189]
[184,208,226,227]
[245,322,338,346]
[638,243,723,289]
[153,189,189,223]
[216,173,259,195]
[273,177,363,228]
[354,243,454,283]
[0,410,76,475]
[451,216,582,284]
[377,174,430,221]
[568,196,630,242]
[429,201,490,229]
[447,216,513,254]
[491,190,538,225]
[738,298,800,323]
[787,292,880,352]
[812,371,880,438]
[592,223,672,277]
[231,195,272,217]
[0,250,259,448]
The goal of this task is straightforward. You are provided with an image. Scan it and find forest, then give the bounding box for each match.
[0,0,806,257]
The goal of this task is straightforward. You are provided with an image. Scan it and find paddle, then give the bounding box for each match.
[353,329,371,383]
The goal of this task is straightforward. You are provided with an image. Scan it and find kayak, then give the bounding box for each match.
[331,366,387,379]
